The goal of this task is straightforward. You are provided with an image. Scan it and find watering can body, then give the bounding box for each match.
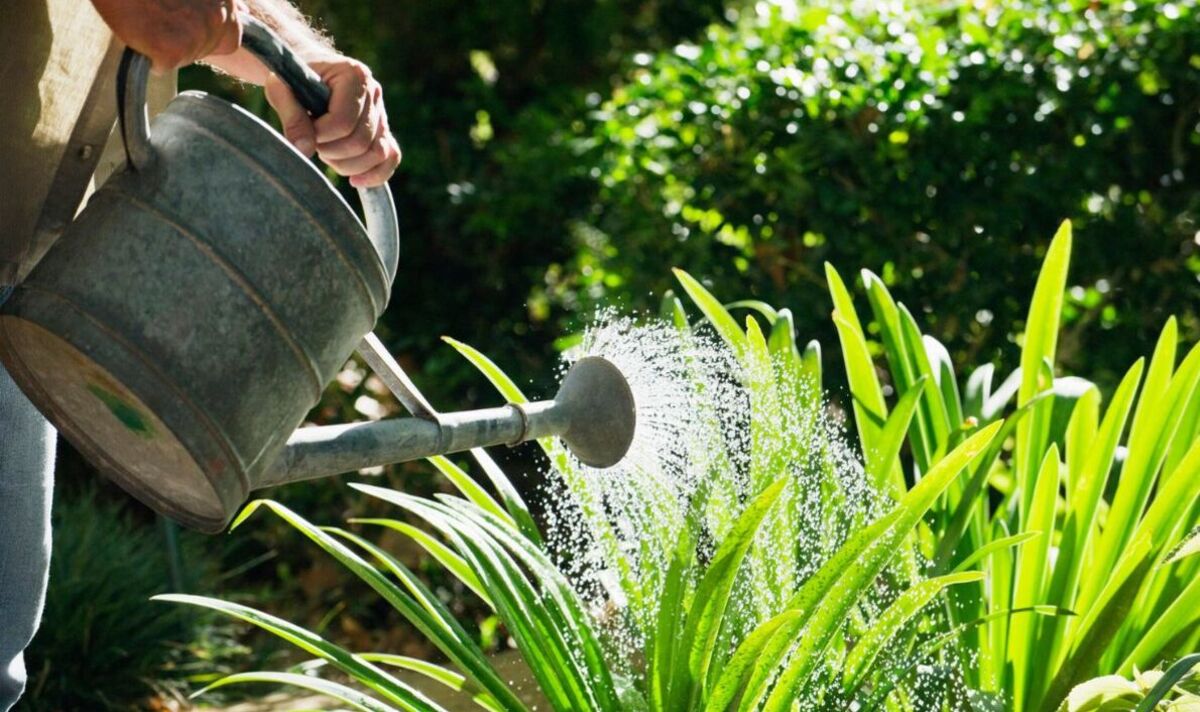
[0,26,399,532]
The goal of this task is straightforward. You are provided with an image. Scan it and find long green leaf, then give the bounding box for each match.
[1079,320,1178,614]
[355,487,619,711]
[1016,220,1072,520]
[195,671,405,712]
[469,448,543,545]
[1119,576,1200,674]
[1043,535,1156,712]
[427,456,516,530]
[827,263,893,486]
[673,268,749,359]
[867,607,1069,708]
[952,532,1042,574]
[704,610,803,712]
[228,500,527,712]
[361,654,503,712]
[347,518,493,608]
[867,376,926,498]
[1166,525,1200,566]
[736,508,907,712]
[842,572,984,696]
[1048,358,1144,666]
[1011,445,1063,709]
[441,336,530,404]
[677,477,790,708]
[156,594,442,712]
[933,391,1051,572]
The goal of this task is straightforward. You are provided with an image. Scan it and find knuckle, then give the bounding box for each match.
[347,59,371,83]
[342,132,371,155]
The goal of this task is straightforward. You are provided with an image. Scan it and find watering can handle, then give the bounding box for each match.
[115,14,400,286]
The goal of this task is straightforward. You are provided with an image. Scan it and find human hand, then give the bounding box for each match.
[91,0,243,72]
[264,57,402,188]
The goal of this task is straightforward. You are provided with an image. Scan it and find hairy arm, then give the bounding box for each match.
[91,0,400,187]
[203,0,335,83]
[206,1,400,187]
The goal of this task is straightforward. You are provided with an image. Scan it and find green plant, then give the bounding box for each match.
[165,222,1200,710]
[825,221,1200,710]
[164,282,1011,710]
[21,489,189,711]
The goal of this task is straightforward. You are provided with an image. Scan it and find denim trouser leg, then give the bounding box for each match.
[0,288,57,711]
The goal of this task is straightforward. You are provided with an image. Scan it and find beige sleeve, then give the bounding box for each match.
[0,0,120,285]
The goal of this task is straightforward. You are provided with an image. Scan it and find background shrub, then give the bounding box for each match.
[555,0,1200,390]
[20,489,192,710]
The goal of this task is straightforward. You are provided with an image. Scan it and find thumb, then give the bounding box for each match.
[264,73,316,157]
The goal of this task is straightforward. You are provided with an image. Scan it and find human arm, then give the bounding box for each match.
[206,1,401,188]
[89,0,400,187]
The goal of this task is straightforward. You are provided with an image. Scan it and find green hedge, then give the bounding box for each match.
[542,0,1200,387]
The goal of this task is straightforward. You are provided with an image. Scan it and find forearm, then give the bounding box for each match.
[204,0,335,85]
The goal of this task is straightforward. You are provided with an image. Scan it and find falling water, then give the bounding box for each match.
[535,312,976,709]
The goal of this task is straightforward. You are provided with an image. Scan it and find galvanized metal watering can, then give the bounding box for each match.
[0,17,635,533]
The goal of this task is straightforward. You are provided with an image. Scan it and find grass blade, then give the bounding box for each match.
[361,654,504,712]
[842,572,984,696]
[1015,220,1071,519]
[157,595,442,712]
[195,671,406,712]
[348,518,494,608]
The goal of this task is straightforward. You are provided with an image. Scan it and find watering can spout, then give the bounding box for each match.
[262,356,637,488]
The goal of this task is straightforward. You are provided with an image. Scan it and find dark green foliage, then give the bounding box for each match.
[20,489,186,711]
[555,0,1200,388]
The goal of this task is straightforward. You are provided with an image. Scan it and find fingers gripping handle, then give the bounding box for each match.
[116,14,399,287]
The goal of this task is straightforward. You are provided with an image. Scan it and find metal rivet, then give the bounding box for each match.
[78,144,94,160]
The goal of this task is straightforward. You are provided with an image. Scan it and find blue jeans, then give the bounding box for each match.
[0,286,56,712]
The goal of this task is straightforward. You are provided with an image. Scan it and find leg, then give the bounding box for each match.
[0,358,56,712]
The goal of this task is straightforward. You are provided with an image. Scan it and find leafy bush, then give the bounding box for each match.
[549,0,1200,388]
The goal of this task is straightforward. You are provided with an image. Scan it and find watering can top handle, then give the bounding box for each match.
[115,14,400,287]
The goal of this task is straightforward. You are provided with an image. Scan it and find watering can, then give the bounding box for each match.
[0,16,635,533]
